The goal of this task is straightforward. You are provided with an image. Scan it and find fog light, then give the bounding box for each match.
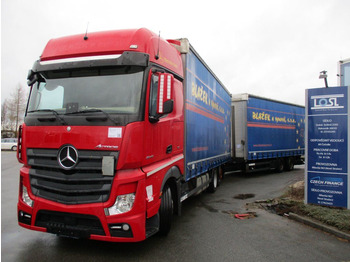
[22,185,34,207]
[106,193,135,216]
[19,211,32,220]
[18,211,32,225]
[122,224,130,231]
[108,223,133,237]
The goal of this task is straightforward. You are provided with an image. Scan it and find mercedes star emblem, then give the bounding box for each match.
[58,145,78,170]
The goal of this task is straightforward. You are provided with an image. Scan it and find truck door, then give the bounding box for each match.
[143,72,173,165]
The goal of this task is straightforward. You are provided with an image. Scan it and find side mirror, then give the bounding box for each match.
[157,73,174,114]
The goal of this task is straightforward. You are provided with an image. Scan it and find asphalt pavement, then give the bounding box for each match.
[2,151,350,261]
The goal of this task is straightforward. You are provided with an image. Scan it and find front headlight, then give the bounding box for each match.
[22,185,34,207]
[106,193,135,216]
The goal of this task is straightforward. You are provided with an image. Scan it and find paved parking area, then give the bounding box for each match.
[2,151,350,261]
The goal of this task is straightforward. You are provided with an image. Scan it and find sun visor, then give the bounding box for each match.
[31,51,150,73]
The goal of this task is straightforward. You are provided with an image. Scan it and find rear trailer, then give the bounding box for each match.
[231,94,305,172]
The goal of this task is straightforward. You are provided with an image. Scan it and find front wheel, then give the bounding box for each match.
[158,184,173,236]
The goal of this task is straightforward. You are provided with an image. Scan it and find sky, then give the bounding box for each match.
[1,0,350,106]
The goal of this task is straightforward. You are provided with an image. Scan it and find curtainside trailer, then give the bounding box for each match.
[231,94,305,173]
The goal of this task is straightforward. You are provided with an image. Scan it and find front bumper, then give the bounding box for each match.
[18,166,148,242]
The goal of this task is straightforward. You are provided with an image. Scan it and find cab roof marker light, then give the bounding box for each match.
[40,54,122,65]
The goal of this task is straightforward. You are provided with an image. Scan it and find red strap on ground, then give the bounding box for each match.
[234,214,250,219]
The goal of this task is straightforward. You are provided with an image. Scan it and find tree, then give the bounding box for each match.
[1,99,9,131]
[1,99,16,138]
[4,84,27,137]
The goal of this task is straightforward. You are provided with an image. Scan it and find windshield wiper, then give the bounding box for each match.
[65,109,120,125]
[27,109,67,125]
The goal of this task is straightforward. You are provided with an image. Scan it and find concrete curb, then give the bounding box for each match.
[288,212,350,241]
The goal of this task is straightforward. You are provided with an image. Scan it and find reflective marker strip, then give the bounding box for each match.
[147,155,184,177]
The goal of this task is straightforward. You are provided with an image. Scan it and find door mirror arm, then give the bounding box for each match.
[149,115,160,123]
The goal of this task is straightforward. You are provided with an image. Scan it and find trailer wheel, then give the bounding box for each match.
[275,159,284,173]
[284,157,294,171]
[158,184,173,236]
[208,169,218,193]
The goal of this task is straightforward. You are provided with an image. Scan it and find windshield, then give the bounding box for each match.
[26,66,145,125]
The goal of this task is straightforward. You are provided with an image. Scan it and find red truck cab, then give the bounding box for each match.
[17,28,185,242]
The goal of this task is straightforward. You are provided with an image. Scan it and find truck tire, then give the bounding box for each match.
[158,184,173,236]
[208,169,218,193]
[275,159,284,173]
[284,157,294,171]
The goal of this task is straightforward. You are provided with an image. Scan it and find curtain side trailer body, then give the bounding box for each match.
[231,94,305,172]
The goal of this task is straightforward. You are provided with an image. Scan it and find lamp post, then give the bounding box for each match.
[319,70,328,88]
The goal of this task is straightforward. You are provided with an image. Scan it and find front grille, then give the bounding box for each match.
[27,148,118,204]
[35,210,105,238]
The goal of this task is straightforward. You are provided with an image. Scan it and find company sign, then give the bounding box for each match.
[305,86,349,208]
[310,94,344,110]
